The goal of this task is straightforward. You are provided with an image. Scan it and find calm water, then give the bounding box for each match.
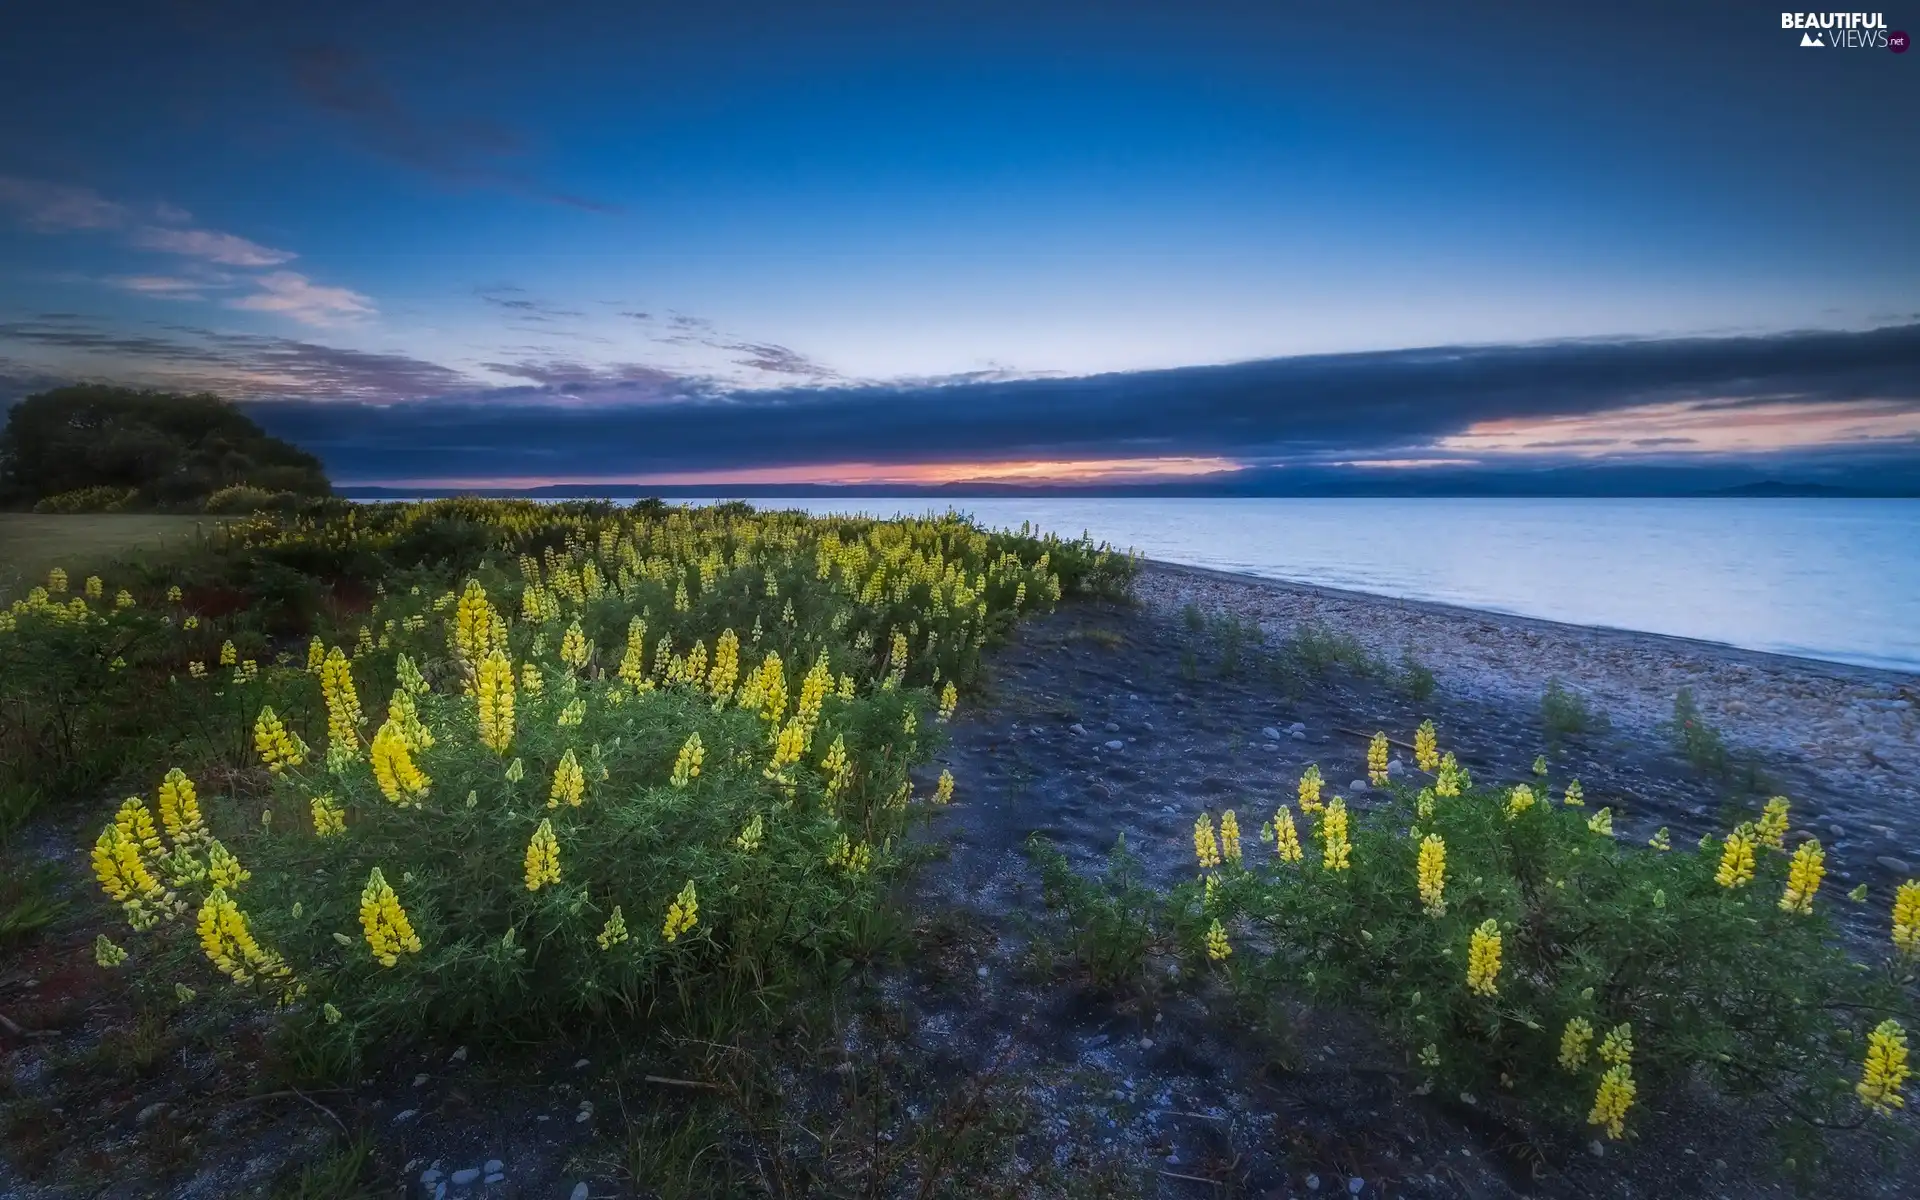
[691,497,1920,673]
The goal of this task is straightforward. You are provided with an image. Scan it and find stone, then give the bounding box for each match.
[573,1058,589,1069]
[449,1046,468,1063]
[1289,722,1306,735]
[413,1073,429,1087]
[1877,856,1911,874]
[484,1175,505,1186]
[976,966,988,978]
[1104,740,1124,750]
[1830,824,1847,837]
[1070,723,1088,736]
[1349,1178,1366,1196]
[421,1168,443,1185]
[1104,721,1119,732]
[571,1186,590,1200]
[1589,1140,1606,1158]
[576,1110,592,1123]
[483,1159,503,1175]
[1349,780,1369,795]
[1262,727,1282,741]
[451,1167,481,1185]
[1386,758,1405,776]
[394,1108,418,1124]
[135,1102,168,1126]
[434,1184,447,1200]
[1305,1174,1321,1192]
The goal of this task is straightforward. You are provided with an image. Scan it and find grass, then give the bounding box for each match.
[0,513,224,602]
[1540,677,1608,740]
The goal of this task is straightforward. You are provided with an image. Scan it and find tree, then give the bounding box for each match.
[0,385,330,509]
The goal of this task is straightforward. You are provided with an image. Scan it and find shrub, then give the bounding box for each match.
[47,501,1134,1065]
[32,485,139,513]
[1541,677,1607,739]
[1664,686,1730,776]
[1050,729,1918,1164]
[202,485,289,514]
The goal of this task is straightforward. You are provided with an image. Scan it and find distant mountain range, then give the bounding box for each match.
[336,463,1920,500]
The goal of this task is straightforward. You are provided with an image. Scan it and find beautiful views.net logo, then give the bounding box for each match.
[1781,12,1908,50]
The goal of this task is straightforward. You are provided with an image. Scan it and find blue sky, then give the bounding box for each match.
[1,1,1916,484]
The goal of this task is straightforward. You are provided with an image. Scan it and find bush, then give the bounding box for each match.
[32,485,140,513]
[202,485,292,514]
[44,501,1135,1066]
[1050,728,1918,1164]
[1541,676,1608,739]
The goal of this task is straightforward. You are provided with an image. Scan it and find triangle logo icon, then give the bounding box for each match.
[1800,31,1823,46]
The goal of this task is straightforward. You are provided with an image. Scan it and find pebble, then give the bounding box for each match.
[571,1185,590,1200]
[1386,758,1405,776]
[450,1046,468,1063]
[394,1109,418,1124]
[1877,856,1911,874]
[1104,721,1119,732]
[1305,1174,1321,1191]
[1589,1140,1606,1158]
[483,1159,503,1174]
[977,966,989,978]
[135,1102,168,1126]
[1830,824,1847,837]
[576,1110,592,1123]
[421,1168,443,1185]
[1290,723,1306,739]
[573,1058,589,1069]
[413,1073,429,1087]
[1349,1178,1365,1196]
[1139,1037,1154,1049]
[1070,723,1088,736]
[1349,779,1369,795]
[484,1174,505,1186]
[1262,726,1281,741]
[434,1184,447,1200]
[1104,740,1124,750]
[451,1168,481,1186]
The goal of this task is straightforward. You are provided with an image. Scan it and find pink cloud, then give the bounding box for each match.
[131,226,296,267]
[226,271,375,326]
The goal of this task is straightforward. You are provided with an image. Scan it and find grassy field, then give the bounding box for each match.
[0,513,223,601]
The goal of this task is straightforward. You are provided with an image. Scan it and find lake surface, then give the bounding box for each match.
[688,497,1920,673]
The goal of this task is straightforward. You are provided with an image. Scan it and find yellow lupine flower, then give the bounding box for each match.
[1714,829,1756,889]
[828,834,873,875]
[560,620,590,669]
[1558,1017,1594,1070]
[474,648,515,753]
[1892,881,1920,957]
[1415,787,1434,821]
[707,628,741,699]
[556,698,585,727]
[1416,834,1446,916]
[549,748,586,808]
[114,588,134,609]
[1564,779,1585,807]
[934,769,955,805]
[820,735,851,797]
[387,688,434,752]
[736,813,765,853]
[1597,1023,1634,1067]
[306,637,326,672]
[1367,732,1389,786]
[1219,810,1242,863]
[765,718,807,785]
[1505,784,1535,819]
[670,733,705,787]
[1466,919,1502,996]
[1648,827,1672,852]
[596,906,629,950]
[206,839,250,889]
[1435,753,1461,798]
[115,796,164,855]
[1780,839,1825,914]
[1588,1064,1636,1139]
[1297,764,1324,813]
[358,867,422,967]
[95,934,128,967]
[1413,720,1438,772]
[1193,814,1222,870]
[320,647,363,754]
[156,768,206,845]
[253,707,309,774]
[524,819,562,891]
[452,579,499,668]
[1588,807,1614,837]
[1205,919,1231,961]
[47,567,67,593]
[938,681,958,722]
[310,793,346,837]
[662,879,699,942]
[1858,1020,1910,1114]
[1756,797,1790,849]
[1269,806,1303,863]
[219,638,237,666]
[369,718,431,806]
[1320,798,1352,872]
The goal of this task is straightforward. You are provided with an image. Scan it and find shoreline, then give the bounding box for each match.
[1134,558,1919,837]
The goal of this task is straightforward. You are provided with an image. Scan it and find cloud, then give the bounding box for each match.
[225,272,376,326]
[0,317,468,400]
[105,275,214,300]
[0,177,127,231]
[290,45,620,214]
[130,226,296,267]
[475,356,691,393]
[475,285,584,320]
[241,323,1920,483]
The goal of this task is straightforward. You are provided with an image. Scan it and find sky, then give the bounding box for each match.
[1,0,1916,487]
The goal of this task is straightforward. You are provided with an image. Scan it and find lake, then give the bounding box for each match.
[680,496,1920,673]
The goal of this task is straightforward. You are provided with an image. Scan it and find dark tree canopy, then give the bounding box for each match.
[0,385,330,509]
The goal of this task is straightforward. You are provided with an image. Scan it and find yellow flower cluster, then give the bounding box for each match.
[307,637,326,672]
[1558,1017,1594,1070]
[475,649,516,753]
[207,839,250,889]
[708,628,741,699]
[1435,753,1461,798]
[934,769,955,805]
[1297,764,1324,813]
[220,639,237,666]
[1756,797,1790,849]
[1416,834,1446,916]
[1267,806,1303,863]
[524,819,563,891]
[828,834,873,875]
[320,647,363,755]
[1858,1019,1910,1114]
[452,579,504,670]
[736,812,765,853]
[819,735,851,798]
[671,733,705,787]
[938,681,958,722]
[311,793,346,837]
[1193,814,1222,870]
[196,887,295,996]
[1780,839,1825,914]
[1588,807,1613,837]
[1320,798,1352,872]
[1413,720,1438,772]
[1466,919,1502,996]
[1367,732,1390,786]
[1563,778,1584,807]
[1505,784,1535,819]
[95,934,128,967]
[550,749,586,807]
[1588,1064,1637,1139]
[253,707,309,774]
[663,879,699,941]
[1893,881,1920,957]
[1206,918,1232,961]
[1597,1023,1633,1066]
[357,867,422,967]
[1714,829,1756,889]
[596,906,629,950]
[1648,827,1671,852]
[560,620,591,670]
[1219,810,1242,864]
[157,767,206,846]
[370,718,431,805]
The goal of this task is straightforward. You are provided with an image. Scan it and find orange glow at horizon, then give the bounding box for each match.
[1439,398,1920,457]
[365,455,1244,490]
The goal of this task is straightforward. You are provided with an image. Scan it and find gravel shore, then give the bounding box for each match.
[1135,559,1919,858]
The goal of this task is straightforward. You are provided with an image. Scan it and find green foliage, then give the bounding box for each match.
[1047,746,1916,1162]
[1541,677,1608,739]
[32,485,139,513]
[1398,649,1437,701]
[1665,686,1730,776]
[0,384,330,511]
[1027,833,1165,993]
